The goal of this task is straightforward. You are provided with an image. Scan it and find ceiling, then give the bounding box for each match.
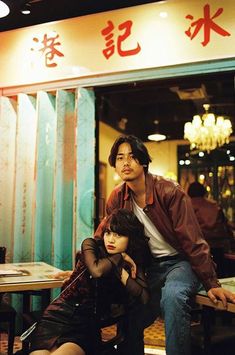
[1,1,234,145]
[95,71,235,142]
[0,0,158,32]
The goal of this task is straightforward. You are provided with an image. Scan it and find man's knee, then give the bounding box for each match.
[161,283,193,312]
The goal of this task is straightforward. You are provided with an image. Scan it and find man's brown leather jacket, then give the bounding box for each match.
[95,173,220,291]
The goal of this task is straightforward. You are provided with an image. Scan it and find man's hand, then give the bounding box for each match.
[52,270,72,283]
[121,252,136,278]
[207,287,235,308]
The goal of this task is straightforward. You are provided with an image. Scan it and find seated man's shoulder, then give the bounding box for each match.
[154,174,180,191]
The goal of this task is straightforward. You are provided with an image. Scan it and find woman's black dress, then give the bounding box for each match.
[29,238,149,354]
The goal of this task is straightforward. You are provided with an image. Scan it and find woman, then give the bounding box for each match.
[29,209,150,355]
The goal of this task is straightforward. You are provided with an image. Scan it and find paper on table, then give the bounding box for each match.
[0,269,25,276]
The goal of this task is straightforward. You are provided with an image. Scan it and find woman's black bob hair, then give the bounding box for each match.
[102,209,151,266]
[108,135,152,174]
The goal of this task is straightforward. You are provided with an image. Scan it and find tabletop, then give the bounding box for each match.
[0,261,64,292]
[195,277,235,313]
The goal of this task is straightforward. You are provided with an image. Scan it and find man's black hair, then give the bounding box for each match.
[187,181,207,198]
[108,135,152,173]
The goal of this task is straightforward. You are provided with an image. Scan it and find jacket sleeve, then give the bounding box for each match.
[81,238,123,278]
[167,185,220,291]
[82,239,149,304]
[125,268,149,304]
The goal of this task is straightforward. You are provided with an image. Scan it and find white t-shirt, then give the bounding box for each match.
[132,197,178,258]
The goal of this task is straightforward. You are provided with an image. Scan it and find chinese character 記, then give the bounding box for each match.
[101,20,141,59]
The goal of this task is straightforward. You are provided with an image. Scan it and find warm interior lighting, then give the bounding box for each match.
[184,104,233,152]
[21,3,31,15]
[0,1,10,18]
[148,120,166,142]
[148,133,166,141]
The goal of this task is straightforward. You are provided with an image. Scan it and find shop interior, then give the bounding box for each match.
[96,71,235,227]
[1,2,235,353]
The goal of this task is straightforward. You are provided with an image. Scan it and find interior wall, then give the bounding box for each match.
[147,140,187,180]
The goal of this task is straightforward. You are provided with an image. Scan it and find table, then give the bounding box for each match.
[0,262,64,322]
[0,261,64,293]
[194,277,235,354]
[0,261,65,351]
[196,277,235,312]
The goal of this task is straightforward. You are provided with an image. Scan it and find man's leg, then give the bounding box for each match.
[160,260,200,355]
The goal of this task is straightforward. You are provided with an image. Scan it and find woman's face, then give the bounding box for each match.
[104,229,129,254]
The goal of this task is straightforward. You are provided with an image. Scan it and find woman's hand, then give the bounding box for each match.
[51,270,72,283]
[120,268,129,285]
[121,252,136,278]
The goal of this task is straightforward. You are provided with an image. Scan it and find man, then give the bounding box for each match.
[187,181,234,278]
[95,134,235,355]
[187,181,234,251]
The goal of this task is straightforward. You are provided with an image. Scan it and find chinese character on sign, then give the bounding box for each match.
[31,32,64,67]
[185,4,231,46]
[101,20,141,59]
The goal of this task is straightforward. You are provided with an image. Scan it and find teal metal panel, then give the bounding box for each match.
[0,97,17,261]
[53,90,75,270]
[76,88,95,248]
[34,91,56,263]
[13,94,37,262]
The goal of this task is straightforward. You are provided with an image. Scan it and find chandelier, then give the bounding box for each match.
[184,104,233,152]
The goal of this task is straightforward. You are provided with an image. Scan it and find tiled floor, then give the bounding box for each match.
[101,317,166,354]
[0,318,166,354]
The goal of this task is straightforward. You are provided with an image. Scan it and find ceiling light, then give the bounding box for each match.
[148,133,167,141]
[148,120,166,142]
[184,104,233,153]
[0,1,10,18]
[21,3,31,15]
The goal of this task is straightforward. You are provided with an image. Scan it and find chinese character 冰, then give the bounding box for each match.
[185,4,231,46]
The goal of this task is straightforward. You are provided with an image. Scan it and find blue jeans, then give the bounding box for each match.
[121,257,200,355]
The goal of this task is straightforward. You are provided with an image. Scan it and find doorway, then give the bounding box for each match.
[94,70,235,226]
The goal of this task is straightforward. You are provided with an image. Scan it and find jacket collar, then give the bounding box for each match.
[122,172,154,205]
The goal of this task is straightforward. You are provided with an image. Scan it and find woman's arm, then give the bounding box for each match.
[121,267,149,304]
[81,238,123,278]
[82,238,149,304]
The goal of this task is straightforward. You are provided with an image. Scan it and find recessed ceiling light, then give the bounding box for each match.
[21,3,31,15]
[0,1,10,18]
[159,11,168,18]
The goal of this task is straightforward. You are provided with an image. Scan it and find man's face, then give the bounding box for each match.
[115,142,144,182]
